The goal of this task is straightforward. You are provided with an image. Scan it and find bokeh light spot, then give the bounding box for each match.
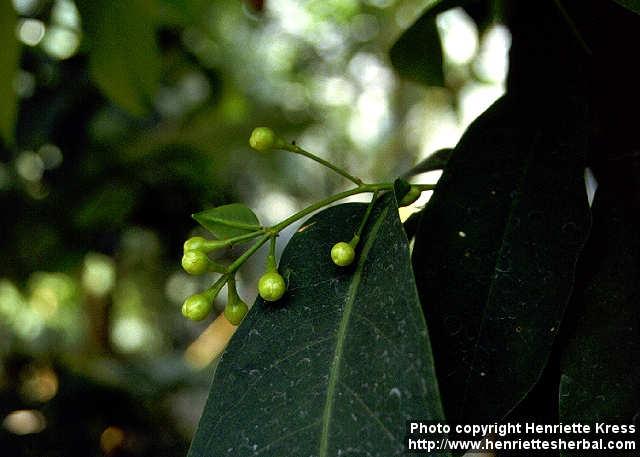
[42,26,80,60]
[2,410,46,435]
[20,365,59,403]
[82,253,116,297]
[100,426,125,454]
[16,151,45,182]
[17,19,46,46]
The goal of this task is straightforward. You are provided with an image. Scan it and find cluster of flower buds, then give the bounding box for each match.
[179,126,428,328]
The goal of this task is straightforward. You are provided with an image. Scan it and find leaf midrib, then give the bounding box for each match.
[459,136,537,419]
[318,206,389,457]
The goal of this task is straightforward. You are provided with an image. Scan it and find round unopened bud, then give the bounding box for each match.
[224,300,249,325]
[258,271,286,302]
[184,236,207,252]
[182,293,213,321]
[182,250,209,275]
[331,241,355,267]
[249,127,281,152]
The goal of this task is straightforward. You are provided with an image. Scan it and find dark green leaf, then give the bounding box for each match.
[389,0,473,87]
[402,148,453,178]
[390,11,444,87]
[411,94,591,424]
[193,203,261,239]
[403,212,422,241]
[559,189,640,456]
[0,1,20,145]
[612,0,640,15]
[188,194,446,457]
[76,0,160,116]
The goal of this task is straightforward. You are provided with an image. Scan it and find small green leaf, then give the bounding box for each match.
[193,203,261,239]
[188,194,446,456]
[412,94,591,424]
[0,1,20,145]
[76,0,160,116]
[612,0,640,15]
[559,189,640,457]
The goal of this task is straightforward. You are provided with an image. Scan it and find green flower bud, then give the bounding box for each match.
[183,236,207,252]
[331,241,355,267]
[399,185,422,207]
[258,271,286,302]
[182,250,209,275]
[224,299,249,325]
[182,293,213,321]
[249,127,283,152]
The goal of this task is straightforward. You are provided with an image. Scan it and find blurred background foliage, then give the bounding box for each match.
[0,0,509,455]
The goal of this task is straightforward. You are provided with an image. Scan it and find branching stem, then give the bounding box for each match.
[284,143,363,185]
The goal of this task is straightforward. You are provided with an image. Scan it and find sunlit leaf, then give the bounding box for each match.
[193,203,261,239]
[412,94,591,424]
[0,1,20,145]
[76,0,160,116]
[188,194,446,456]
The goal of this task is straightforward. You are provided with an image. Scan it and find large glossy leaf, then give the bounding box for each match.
[559,189,640,456]
[188,194,446,457]
[193,203,261,239]
[612,0,640,15]
[76,0,160,116]
[0,1,20,145]
[411,94,591,424]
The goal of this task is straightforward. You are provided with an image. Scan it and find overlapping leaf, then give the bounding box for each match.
[188,194,446,456]
[411,94,591,424]
[402,148,453,178]
[390,0,446,87]
[559,189,640,456]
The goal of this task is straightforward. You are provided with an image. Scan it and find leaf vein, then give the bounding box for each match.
[210,335,333,432]
[318,207,389,456]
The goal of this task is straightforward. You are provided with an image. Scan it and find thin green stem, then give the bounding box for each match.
[207,260,227,274]
[223,181,436,275]
[271,184,381,233]
[227,234,271,274]
[204,274,228,300]
[350,190,379,247]
[284,143,363,185]
[227,274,238,303]
[266,236,277,271]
